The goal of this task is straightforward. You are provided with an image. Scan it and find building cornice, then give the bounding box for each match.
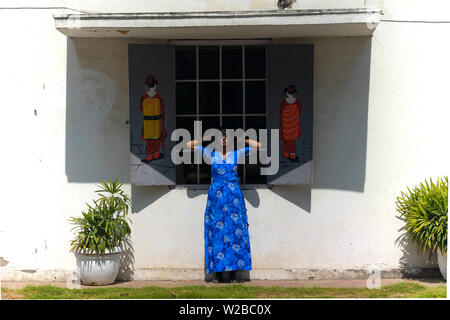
[54,8,382,38]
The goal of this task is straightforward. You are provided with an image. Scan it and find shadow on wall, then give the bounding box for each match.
[270,185,311,213]
[131,185,170,213]
[117,238,135,281]
[65,38,130,183]
[394,217,441,278]
[185,187,263,212]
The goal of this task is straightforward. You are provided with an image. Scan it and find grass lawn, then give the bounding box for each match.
[1,282,446,299]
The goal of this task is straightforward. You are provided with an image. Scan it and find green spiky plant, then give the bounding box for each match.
[69,179,131,255]
[396,176,448,258]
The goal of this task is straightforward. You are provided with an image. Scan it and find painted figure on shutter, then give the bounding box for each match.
[279,84,302,162]
[139,75,168,163]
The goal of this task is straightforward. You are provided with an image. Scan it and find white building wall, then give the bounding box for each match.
[0,0,448,280]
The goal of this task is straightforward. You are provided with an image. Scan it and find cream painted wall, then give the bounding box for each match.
[0,0,449,280]
[0,0,381,13]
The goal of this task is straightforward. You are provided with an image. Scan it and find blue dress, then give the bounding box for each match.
[196,146,252,274]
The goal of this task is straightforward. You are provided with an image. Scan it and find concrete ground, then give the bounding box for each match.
[1,278,445,290]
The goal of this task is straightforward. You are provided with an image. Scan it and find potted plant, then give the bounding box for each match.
[396,176,448,279]
[69,179,131,285]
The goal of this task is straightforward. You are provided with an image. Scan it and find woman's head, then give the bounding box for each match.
[219,126,228,146]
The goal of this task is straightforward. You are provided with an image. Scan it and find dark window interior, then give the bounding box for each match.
[175,45,267,185]
[222,46,242,79]
[175,46,196,80]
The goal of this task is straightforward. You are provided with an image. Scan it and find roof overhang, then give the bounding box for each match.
[54,8,382,39]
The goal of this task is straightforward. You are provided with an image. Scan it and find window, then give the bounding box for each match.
[175,44,267,185]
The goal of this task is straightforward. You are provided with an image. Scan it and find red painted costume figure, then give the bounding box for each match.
[140,75,168,163]
[279,84,302,162]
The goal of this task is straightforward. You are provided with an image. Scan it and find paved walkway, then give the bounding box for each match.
[1,278,445,289]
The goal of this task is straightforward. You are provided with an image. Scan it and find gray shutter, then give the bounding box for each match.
[128,44,176,185]
[267,44,314,185]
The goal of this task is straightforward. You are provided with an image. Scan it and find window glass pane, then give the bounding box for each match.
[245,81,266,114]
[199,46,219,79]
[245,46,266,79]
[222,116,243,130]
[175,46,196,80]
[222,46,242,79]
[176,116,196,138]
[199,82,220,114]
[245,163,266,184]
[199,163,211,184]
[176,161,197,184]
[176,82,197,115]
[222,81,243,114]
[245,116,266,136]
[199,116,220,133]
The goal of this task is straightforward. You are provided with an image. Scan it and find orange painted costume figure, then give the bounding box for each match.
[279,84,302,162]
[139,75,168,163]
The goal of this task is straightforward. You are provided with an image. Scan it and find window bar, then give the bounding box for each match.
[176,113,265,117]
[219,45,223,127]
[242,45,246,184]
[196,45,200,185]
[175,78,266,82]
[264,45,269,185]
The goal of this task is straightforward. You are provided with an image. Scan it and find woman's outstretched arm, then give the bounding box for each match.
[186,134,216,150]
[244,138,262,149]
[236,135,261,149]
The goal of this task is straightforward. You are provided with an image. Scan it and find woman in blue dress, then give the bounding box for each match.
[187,128,261,283]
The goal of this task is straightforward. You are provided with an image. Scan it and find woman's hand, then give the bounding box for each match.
[186,139,201,150]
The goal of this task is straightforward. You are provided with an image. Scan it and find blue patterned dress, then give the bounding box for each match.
[196,146,252,274]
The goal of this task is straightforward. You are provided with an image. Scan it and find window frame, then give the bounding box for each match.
[173,40,271,188]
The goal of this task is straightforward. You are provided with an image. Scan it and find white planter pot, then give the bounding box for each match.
[437,250,447,280]
[75,247,122,285]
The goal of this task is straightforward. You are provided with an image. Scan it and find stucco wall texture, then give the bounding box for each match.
[0,0,449,280]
